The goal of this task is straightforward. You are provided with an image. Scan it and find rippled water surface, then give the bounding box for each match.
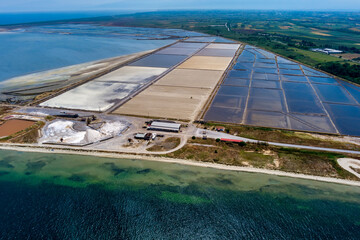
[0,150,360,239]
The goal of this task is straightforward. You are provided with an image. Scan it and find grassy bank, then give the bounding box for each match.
[165,137,359,181]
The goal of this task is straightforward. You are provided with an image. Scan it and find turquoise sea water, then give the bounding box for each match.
[0,149,360,239]
[0,24,202,82]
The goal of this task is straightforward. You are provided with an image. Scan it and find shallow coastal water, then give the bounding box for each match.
[0,24,202,82]
[0,149,360,239]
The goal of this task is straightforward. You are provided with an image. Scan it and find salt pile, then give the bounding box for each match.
[40,120,127,144]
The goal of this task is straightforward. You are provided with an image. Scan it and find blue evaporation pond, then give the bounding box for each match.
[340,81,360,103]
[252,73,279,81]
[256,58,276,64]
[302,66,329,77]
[250,88,284,100]
[171,42,207,49]
[245,110,289,129]
[252,80,281,89]
[278,64,301,70]
[280,75,308,82]
[222,78,250,87]
[218,86,249,96]
[247,96,285,112]
[289,114,337,133]
[283,82,325,114]
[212,37,237,43]
[184,37,216,42]
[238,50,255,61]
[324,103,360,136]
[211,95,247,109]
[308,77,338,85]
[279,69,304,75]
[277,57,297,64]
[254,49,276,59]
[204,106,244,123]
[283,82,318,101]
[156,47,198,56]
[228,70,252,79]
[254,63,277,69]
[248,88,286,112]
[286,99,325,114]
[234,62,254,70]
[129,54,188,68]
[253,68,278,74]
[313,84,357,104]
[237,58,255,63]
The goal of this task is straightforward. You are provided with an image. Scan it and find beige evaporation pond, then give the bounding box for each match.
[114,43,240,120]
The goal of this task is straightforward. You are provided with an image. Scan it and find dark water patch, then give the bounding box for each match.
[196,176,234,187]
[0,159,14,168]
[103,162,125,176]
[136,168,151,174]
[216,178,233,185]
[68,174,87,183]
[25,160,46,173]
[174,169,199,176]
[0,171,9,176]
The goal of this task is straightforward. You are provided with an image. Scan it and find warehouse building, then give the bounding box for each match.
[147,121,181,132]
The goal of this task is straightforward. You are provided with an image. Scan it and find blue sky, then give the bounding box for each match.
[1,0,360,12]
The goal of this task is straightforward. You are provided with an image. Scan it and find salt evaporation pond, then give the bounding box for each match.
[0,149,360,239]
[0,24,204,82]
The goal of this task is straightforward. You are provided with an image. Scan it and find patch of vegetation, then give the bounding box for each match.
[318,62,360,84]
[0,106,13,116]
[166,138,360,180]
[147,137,181,152]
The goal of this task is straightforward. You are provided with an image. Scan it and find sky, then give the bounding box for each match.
[0,0,360,12]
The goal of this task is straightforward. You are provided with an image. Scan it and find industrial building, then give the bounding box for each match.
[147,121,181,132]
[135,133,152,140]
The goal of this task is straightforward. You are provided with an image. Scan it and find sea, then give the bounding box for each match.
[0,11,133,25]
[0,20,203,82]
[0,149,360,239]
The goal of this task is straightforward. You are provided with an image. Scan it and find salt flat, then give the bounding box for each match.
[178,56,233,71]
[154,69,224,88]
[95,66,167,83]
[40,81,140,111]
[40,66,167,111]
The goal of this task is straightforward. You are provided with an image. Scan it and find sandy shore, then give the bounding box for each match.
[1,143,360,187]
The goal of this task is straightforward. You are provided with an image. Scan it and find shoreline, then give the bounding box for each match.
[1,144,360,187]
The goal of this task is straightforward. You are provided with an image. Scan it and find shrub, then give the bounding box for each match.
[216,138,221,142]
[192,136,196,140]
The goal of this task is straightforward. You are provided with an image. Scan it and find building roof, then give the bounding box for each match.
[150,121,181,130]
